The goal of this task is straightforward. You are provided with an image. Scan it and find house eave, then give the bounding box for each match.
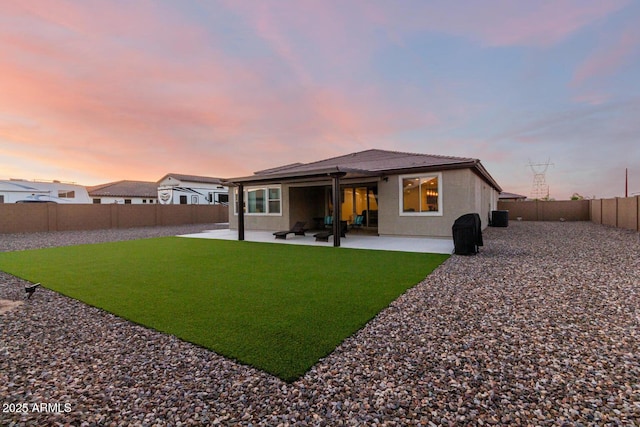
[223,167,379,186]
[224,159,502,192]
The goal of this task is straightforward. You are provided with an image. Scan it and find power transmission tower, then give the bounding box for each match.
[528,159,553,200]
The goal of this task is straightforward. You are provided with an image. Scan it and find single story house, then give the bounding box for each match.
[87,180,158,204]
[157,173,229,205]
[225,149,502,245]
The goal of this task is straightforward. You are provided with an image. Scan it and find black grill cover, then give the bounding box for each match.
[452,213,483,255]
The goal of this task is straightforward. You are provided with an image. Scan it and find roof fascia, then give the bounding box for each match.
[376,161,476,177]
[471,162,503,192]
[378,161,502,192]
[224,160,502,192]
[223,167,379,186]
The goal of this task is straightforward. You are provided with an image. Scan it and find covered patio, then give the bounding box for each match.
[228,168,373,248]
[178,228,454,254]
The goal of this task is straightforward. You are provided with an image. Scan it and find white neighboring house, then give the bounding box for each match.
[0,179,91,203]
[87,180,159,204]
[157,173,229,205]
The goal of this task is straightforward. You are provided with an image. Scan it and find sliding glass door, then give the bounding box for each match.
[340,185,378,227]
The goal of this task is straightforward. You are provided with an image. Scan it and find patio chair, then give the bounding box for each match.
[313,221,348,242]
[350,215,364,231]
[273,221,307,240]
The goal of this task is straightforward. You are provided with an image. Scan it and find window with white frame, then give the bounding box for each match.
[267,188,281,214]
[399,173,442,215]
[235,186,282,215]
[247,188,265,213]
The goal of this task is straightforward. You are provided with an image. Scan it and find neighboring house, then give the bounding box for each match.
[225,149,502,241]
[87,180,159,204]
[0,179,91,203]
[499,192,527,201]
[157,173,229,205]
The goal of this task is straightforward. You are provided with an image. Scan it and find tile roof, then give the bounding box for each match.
[254,163,305,175]
[228,148,502,192]
[87,180,158,198]
[256,149,477,175]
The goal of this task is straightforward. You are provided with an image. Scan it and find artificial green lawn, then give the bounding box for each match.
[0,237,448,381]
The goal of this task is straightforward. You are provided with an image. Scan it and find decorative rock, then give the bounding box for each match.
[1,222,639,425]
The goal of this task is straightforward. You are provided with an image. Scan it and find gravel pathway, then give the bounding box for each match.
[1,222,639,426]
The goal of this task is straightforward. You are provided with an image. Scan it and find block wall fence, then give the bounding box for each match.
[0,204,228,234]
[498,197,639,232]
[2,198,638,234]
[589,196,640,231]
[496,200,591,222]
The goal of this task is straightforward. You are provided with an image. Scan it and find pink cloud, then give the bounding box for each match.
[1,0,501,182]
[572,92,611,106]
[195,1,456,167]
[359,0,629,47]
[0,3,274,181]
[462,0,628,47]
[572,23,640,86]
[2,0,633,193]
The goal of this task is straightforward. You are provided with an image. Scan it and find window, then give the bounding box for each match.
[124,199,132,204]
[93,199,101,204]
[268,188,281,214]
[247,189,265,213]
[58,190,75,198]
[399,173,442,216]
[235,186,281,215]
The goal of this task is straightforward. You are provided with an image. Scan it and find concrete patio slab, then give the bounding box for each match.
[178,229,454,254]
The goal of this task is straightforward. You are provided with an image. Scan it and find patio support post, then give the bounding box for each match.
[237,184,245,241]
[331,174,341,247]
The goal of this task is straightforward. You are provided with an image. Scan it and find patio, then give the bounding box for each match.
[178,228,454,254]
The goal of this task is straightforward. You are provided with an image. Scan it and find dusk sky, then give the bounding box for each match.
[1,1,639,199]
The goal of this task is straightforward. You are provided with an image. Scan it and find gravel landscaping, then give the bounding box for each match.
[1,221,639,426]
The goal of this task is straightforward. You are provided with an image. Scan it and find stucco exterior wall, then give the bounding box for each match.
[378,169,497,238]
[475,176,496,225]
[229,184,329,231]
[228,185,289,231]
[230,169,500,238]
[288,186,326,228]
